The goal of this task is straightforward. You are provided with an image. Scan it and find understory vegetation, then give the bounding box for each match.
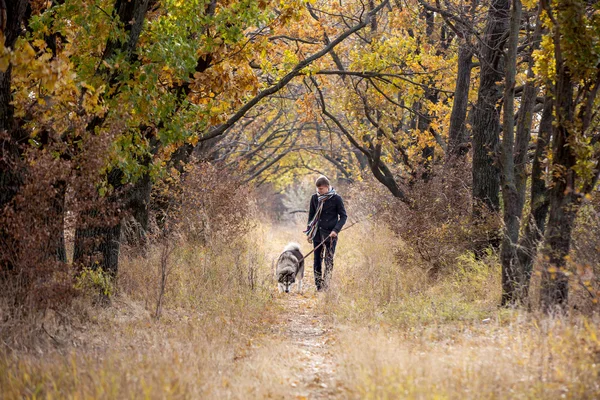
[2,179,599,398]
[323,193,600,398]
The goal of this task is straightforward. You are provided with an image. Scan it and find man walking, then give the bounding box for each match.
[304,175,347,291]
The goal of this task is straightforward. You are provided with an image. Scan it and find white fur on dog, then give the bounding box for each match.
[283,242,301,252]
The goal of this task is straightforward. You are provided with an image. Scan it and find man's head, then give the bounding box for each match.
[315,175,330,195]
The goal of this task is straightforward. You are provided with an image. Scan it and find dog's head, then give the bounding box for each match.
[277,267,296,293]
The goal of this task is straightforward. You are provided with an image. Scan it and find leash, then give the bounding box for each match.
[296,212,377,264]
[296,236,331,264]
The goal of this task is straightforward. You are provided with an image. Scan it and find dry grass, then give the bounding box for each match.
[320,216,600,399]
[1,215,600,399]
[334,317,600,399]
[321,221,501,328]
[0,220,298,399]
[0,308,303,398]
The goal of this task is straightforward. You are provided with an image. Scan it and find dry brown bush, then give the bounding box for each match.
[151,161,255,244]
[346,162,499,277]
[0,131,114,345]
[119,160,266,318]
[568,192,600,313]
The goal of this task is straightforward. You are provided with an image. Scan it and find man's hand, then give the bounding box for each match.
[329,231,338,238]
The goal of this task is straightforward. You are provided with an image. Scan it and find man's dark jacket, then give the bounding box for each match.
[307,193,348,237]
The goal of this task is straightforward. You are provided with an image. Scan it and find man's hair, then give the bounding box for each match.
[315,175,330,187]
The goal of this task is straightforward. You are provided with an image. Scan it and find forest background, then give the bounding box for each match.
[1,0,600,397]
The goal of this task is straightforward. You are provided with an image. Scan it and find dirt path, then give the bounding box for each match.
[261,227,342,398]
[271,292,341,399]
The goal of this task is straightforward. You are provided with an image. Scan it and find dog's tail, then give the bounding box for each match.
[283,242,301,252]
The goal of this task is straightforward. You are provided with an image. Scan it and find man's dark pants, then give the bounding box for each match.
[313,231,337,290]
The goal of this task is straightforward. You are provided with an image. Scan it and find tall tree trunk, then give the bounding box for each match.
[540,66,575,311]
[51,180,68,263]
[73,169,124,277]
[540,1,600,312]
[447,41,473,159]
[73,0,150,276]
[506,8,545,303]
[74,218,122,277]
[500,3,544,305]
[0,0,29,134]
[516,95,552,302]
[499,0,522,306]
[0,64,23,209]
[0,0,31,270]
[538,11,580,311]
[471,0,510,212]
[538,0,600,312]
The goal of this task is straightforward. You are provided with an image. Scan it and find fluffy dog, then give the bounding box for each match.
[276,242,304,293]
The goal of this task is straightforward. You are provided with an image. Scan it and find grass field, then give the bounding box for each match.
[1,219,599,399]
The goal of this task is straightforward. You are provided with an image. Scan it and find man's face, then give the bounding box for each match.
[316,185,330,195]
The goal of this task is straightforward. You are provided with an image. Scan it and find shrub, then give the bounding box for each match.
[75,267,114,299]
[345,162,499,278]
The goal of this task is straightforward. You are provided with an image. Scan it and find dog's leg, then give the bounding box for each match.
[297,278,303,293]
[278,283,284,293]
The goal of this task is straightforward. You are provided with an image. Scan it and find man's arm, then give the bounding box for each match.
[307,194,316,227]
[333,196,347,233]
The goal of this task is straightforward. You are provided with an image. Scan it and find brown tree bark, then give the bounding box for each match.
[516,95,552,302]
[0,0,31,270]
[507,8,546,303]
[73,0,151,276]
[447,41,473,159]
[499,0,522,306]
[499,3,546,305]
[540,65,576,311]
[471,0,510,212]
[539,0,600,311]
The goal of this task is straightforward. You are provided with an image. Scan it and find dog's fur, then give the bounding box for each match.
[276,242,304,293]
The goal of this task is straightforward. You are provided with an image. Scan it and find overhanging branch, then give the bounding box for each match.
[197,0,390,144]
